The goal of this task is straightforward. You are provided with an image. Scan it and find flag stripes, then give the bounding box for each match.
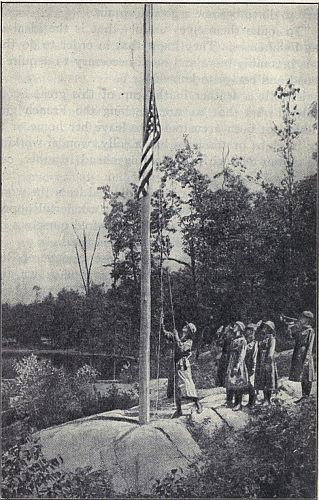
[137,79,161,198]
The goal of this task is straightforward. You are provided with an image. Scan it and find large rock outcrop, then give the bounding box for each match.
[39,412,201,495]
[39,367,314,495]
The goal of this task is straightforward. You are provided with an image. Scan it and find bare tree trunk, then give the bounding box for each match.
[72,225,100,295]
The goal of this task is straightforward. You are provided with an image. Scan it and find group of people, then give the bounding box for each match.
[217,320,278,410]
[161,310,315,418]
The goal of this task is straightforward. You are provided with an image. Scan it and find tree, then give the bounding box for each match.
[308,101,317,161]
[72,225,100,296]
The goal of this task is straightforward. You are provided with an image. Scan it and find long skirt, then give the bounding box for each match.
[216,353,230,387]
[289,346,315,382]
[225,353,249,390]
[255,353,278,391]
[176,358,197,399]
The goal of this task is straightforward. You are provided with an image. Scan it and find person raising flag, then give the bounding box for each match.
[161,317,202,418]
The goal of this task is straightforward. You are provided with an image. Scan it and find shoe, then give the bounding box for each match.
[294,397,305,404]
[171,410,182,418]
[233,404,242,412]
[196,403,203,414]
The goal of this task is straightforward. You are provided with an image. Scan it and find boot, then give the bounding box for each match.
[171,410,182,418]
[233,403,242,411]
[262,390,272,406]
[233,393,242,411]
[247,389,256,407]
[196,402,203,414]
[226,390,234,408]
[294,397,305,404]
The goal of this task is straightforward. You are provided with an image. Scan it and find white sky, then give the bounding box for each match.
[2,3,318,303]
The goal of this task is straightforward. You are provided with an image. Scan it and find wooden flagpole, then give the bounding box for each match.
[139,3,152,425]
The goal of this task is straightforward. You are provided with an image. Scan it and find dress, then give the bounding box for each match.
[289,326,315,382]
[174,338,197,398]
[245,340,258,386]
[216,329,233,387]
[225,336,249,390]
[255,334,278,391]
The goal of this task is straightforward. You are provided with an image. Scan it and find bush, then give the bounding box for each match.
[81,383,139,417]
[1,378,18,411]
[14,355,83,429]
[2,429,113,498]
[152,398,317,499]
[7,355,138,431]
[151,468,196,498]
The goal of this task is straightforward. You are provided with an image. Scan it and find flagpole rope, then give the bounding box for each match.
[155,180,164,414]
[154,140,177,412]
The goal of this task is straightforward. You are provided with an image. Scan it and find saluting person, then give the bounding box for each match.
[216,324,234,387]
[225,321,249,411]
[288,310,315,403]
[245,323,259,407]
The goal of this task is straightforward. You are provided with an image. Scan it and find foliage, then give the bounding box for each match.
[4,355,138,433]
[2,431,112,498]
[152,398,316,499]
[273,80,300,192]
[75,363,100,382]
[2,378,18,410]
[152,468,195,498]
[80,383,139,417]
[14,354,82,429]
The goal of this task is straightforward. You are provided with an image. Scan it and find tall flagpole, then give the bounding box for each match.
[139,3,152,425]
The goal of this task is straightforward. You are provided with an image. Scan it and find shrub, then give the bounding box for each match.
[2,430,113,498]
[14,354,83,429]
[9,356,138,430]
[152,398,317,499]
[152,468,195,498]
[1,378,18,411]
[81,383,139,417]
[75,364,100,384]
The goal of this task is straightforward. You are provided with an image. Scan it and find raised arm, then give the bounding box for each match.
[267,336,276,360]
[235,338,247,369]
[251,341,258,373]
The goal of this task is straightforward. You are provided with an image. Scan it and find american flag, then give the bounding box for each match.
[137,79,161,198]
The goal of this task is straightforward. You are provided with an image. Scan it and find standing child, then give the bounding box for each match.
[255,321,278,405]
[245,324,258,407]
[216,324,234,388]
[161,320,202,418]
[225,321,249,411]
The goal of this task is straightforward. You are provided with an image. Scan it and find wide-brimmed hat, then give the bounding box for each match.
[186,322,197,334]
[235,321,245,332]
[264,320,275,331]
[302,311,314,319]
[246,323,257,331]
